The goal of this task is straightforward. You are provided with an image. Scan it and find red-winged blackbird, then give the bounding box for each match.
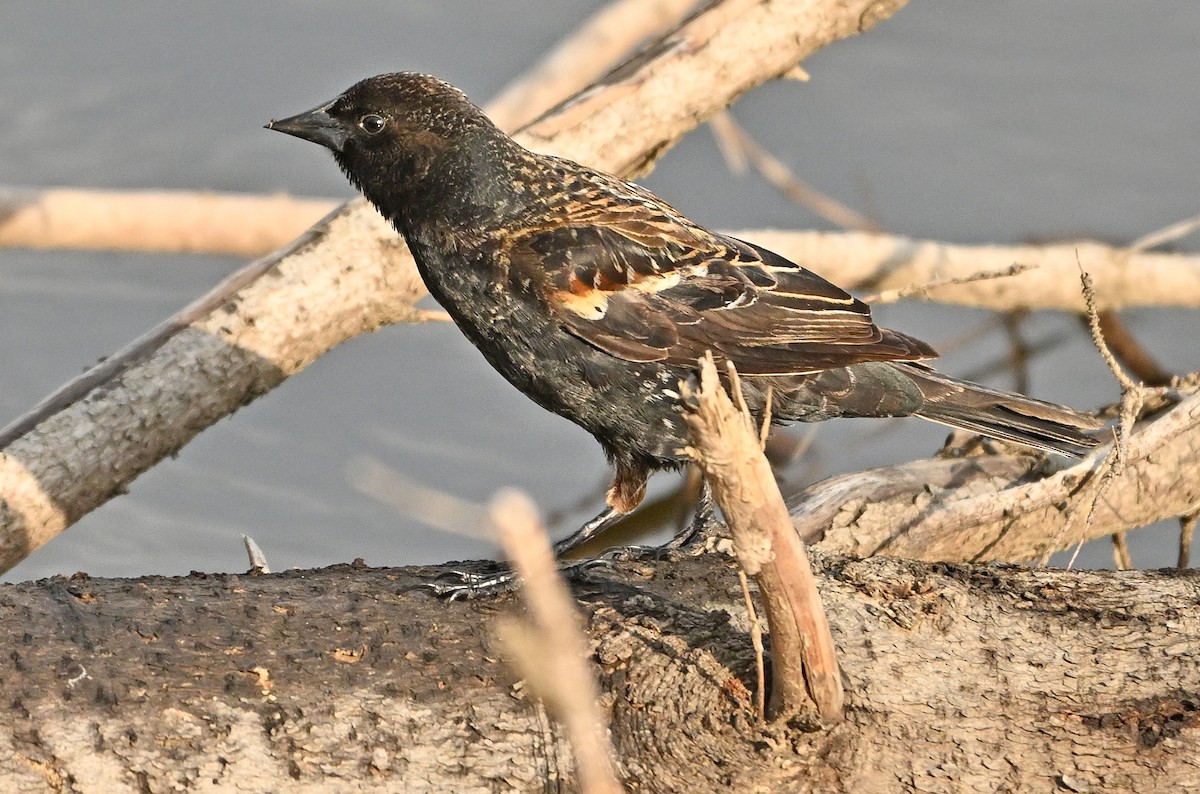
[268,72,1102,552]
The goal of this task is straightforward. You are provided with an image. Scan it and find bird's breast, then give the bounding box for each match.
[402,227,692,467]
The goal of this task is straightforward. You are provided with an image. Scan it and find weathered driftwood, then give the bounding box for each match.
[1,556,1196,793]
[795,384,1200,563]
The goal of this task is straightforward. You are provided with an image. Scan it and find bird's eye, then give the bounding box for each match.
[359,114,386,135]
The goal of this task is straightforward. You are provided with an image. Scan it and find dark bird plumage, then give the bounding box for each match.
[268,72,1103,551]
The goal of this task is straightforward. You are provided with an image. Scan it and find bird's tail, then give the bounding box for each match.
[894,362,1105,458]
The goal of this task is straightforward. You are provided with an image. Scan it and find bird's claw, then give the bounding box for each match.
[419,559,611,600]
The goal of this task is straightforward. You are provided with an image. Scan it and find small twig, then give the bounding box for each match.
[780,64,811,81]
[759,384,774,450]
[708,111,749,174]
[1054,264,1144,569]
[1180,513,1198,570]
[725,359,753,420]
[415,309,454,323]
[862,262,1036,305]
[1128,212,1200,252]
[707,111,881,233]
[1092,310,1173,387]
[242,534,271,574]
[1082,267,1138,394]
[737,570,767,722]
[491,489,623,794]
[1000,310,1032,395]
[346,455,490,539]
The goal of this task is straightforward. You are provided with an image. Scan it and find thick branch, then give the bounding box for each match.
[0,186,336,257]
[0,0,909,572]
[1,557,1196,792]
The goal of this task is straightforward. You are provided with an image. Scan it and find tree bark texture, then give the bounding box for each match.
[797,384,1200,564]
[1,556,1196,793]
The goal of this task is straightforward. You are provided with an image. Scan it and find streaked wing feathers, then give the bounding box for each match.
[512,186,936,375]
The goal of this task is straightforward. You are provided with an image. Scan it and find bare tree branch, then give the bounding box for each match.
[8,205,1198,317]
[0,187,336,256]
[731,229,1200,312]
[794,383,1200,564]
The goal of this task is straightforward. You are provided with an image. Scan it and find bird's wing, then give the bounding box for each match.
[512,199,937,375]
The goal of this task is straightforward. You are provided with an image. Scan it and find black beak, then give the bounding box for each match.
[265,101,350,152]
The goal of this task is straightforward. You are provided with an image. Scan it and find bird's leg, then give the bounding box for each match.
[552,464,647,556]
[602,476,722,561]
[665,477,718,550]
[421,466,648,599]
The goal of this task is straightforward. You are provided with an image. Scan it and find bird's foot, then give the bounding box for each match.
[420,558,612,600]
[600,510,727,563]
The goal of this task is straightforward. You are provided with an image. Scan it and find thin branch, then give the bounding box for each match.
[346,456,490,540]
[491,490,623,794]
[1093,310,1173,387]
[1000,310,1032,395]
[1111,531,1133,570]
[1181,513,1198,570]
[737,569,767,723]
[861,262,1035,304]
[6,205,1200,315]
[707,111,881,232]
[1128,212,1200,252]
[726,229,1200,312]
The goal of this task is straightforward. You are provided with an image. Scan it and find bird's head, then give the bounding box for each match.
[267,72,508,217]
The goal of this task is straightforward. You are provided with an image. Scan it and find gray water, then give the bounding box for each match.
[2,2,1197,581]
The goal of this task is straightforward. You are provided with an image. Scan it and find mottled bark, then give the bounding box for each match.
[1,556,1196,793]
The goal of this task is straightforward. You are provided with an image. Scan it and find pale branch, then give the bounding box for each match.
[707,111,882,232]
[486,0,701,131]
[0,0,910,573]
[731,229,1200,312]
[682,355,843,722]
[0,186,337,257]
[7,198,1199,315]
[0,556,1196,792]
[792,383,1200,564]
[492,490,623,794]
